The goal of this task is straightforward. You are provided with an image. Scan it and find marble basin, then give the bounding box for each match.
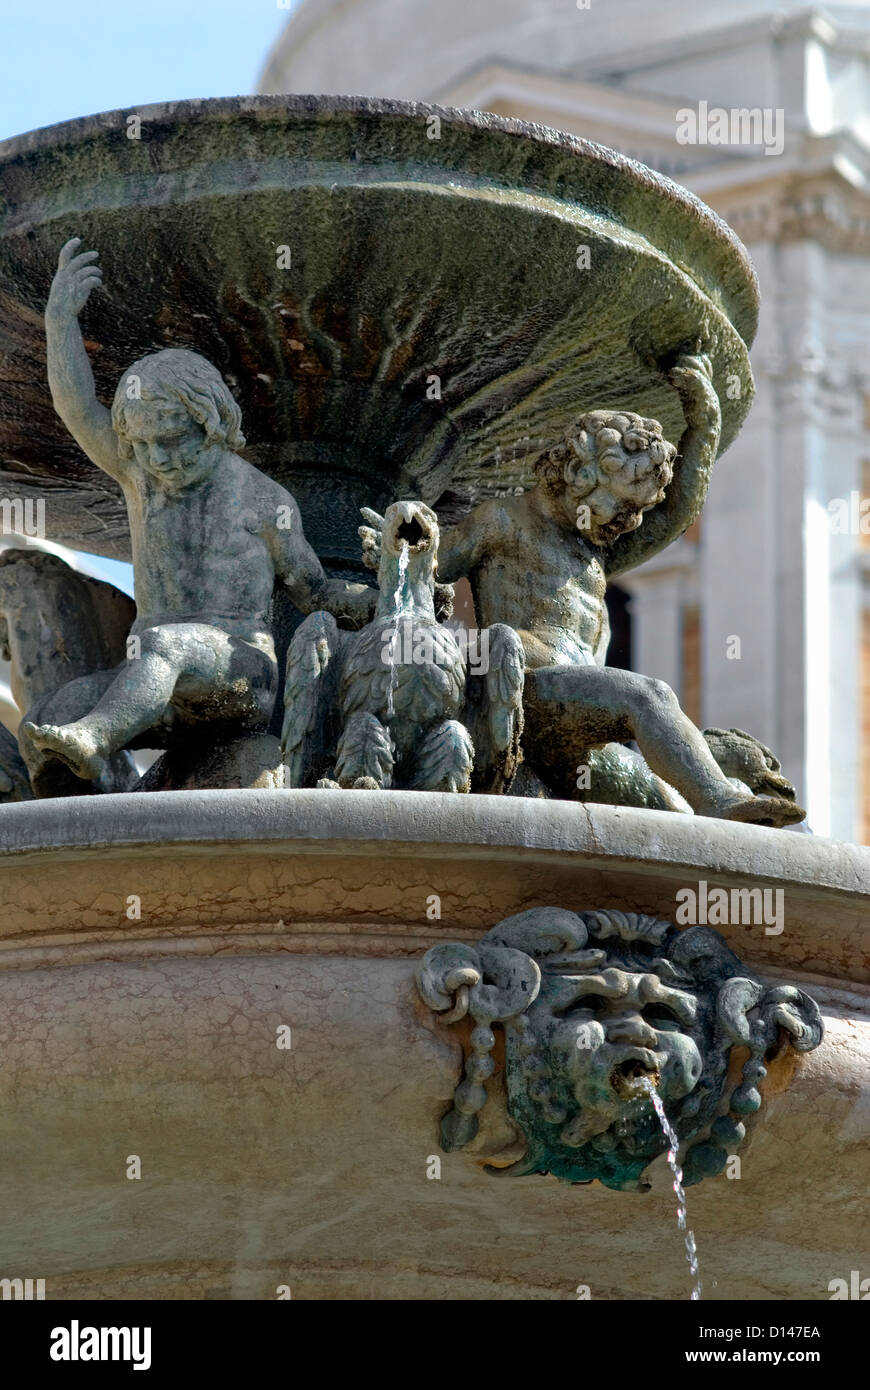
[0,791,866,1299]
[0,96,757,565]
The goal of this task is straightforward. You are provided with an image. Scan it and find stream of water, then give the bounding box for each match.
[642,1077,702,1300]
[386,540,410,719]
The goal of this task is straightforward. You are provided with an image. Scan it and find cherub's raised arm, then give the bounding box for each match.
[604,353,721,580]
[435,499,505,583]
[45,239,125,481]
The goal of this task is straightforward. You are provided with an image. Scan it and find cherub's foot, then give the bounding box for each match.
[21,721,107,783]
[714,792,806,830]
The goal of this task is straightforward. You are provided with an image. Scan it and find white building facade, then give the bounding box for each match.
[260,1,870,842]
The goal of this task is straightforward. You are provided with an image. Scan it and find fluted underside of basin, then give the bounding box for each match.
[0,96,758,562]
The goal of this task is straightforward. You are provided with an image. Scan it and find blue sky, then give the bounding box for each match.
[0,0,295,141]
[1,0,297,590]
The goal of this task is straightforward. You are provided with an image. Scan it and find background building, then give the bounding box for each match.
[260,0,870,843]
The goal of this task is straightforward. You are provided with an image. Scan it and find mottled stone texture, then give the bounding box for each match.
[0,792,867,981]
[0,945,863,1301]
[0,793,863,1296]
[0,96,756,564]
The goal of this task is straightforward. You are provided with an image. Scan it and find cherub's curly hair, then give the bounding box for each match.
[111,349,245,459]
[535,409,676,495]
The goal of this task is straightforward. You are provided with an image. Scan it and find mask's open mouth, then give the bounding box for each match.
[610,1057,661,1099]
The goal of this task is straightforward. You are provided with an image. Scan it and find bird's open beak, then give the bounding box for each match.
[385,504,437,555]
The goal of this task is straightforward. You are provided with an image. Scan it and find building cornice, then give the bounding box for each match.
[439,64,704,143]
[577,5,870,86]
[712,171,870,255]
[437,63,870,257]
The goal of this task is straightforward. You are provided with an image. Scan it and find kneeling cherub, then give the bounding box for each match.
[24,238,374,784]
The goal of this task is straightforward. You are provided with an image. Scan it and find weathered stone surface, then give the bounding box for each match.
[0,791,867,981]
[0,96,757,563]
[138,733,285,792]
[0,721,31,801]
[0,944,861,1300]
[0,791,863,1297]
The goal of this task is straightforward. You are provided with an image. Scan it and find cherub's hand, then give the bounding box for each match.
[668,351,720,424]
[46,238,103,321]
[358,506,385,573]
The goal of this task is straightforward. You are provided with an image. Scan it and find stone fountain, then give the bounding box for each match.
[0,96,866,1301]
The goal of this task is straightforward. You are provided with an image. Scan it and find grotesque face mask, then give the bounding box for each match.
[417,907,823,1191]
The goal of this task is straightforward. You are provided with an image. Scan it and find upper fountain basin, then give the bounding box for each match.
[0,95,758,565]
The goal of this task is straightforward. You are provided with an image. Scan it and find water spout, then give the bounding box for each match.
[386,540,410,719]
[642,1077,701,1300]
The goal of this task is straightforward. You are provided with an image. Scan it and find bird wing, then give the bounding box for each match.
[281,611,346,786]
[466,623,525,793]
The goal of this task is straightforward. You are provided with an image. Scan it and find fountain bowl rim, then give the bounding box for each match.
[0,92,760,346]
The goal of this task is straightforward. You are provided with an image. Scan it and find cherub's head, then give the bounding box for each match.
[111,349,244,489]
[536,410,676,544]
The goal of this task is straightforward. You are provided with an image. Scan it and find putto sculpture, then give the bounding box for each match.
[416,906,823,1190]
[21,239,375,789]
[430,353,803,826]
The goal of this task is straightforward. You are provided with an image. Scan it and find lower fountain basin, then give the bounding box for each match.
[0,791,866,1299]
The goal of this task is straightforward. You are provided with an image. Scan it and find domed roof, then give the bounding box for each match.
[259,0,870,101]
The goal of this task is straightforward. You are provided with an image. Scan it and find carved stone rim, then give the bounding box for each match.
[0,786,854,860]
[0,788,864,877]
[0,792,866,984]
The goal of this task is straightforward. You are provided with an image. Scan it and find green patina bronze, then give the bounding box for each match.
[417,906,824,1189]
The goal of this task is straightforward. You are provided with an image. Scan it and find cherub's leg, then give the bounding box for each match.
[467,623,524,794]
[19,669,142,796]
[22,626,221,782]
[408,720,474,794]
[527,666,802,825]
[334,711,395,789]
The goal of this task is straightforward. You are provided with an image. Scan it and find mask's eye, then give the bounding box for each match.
[643,1004,681,1030]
